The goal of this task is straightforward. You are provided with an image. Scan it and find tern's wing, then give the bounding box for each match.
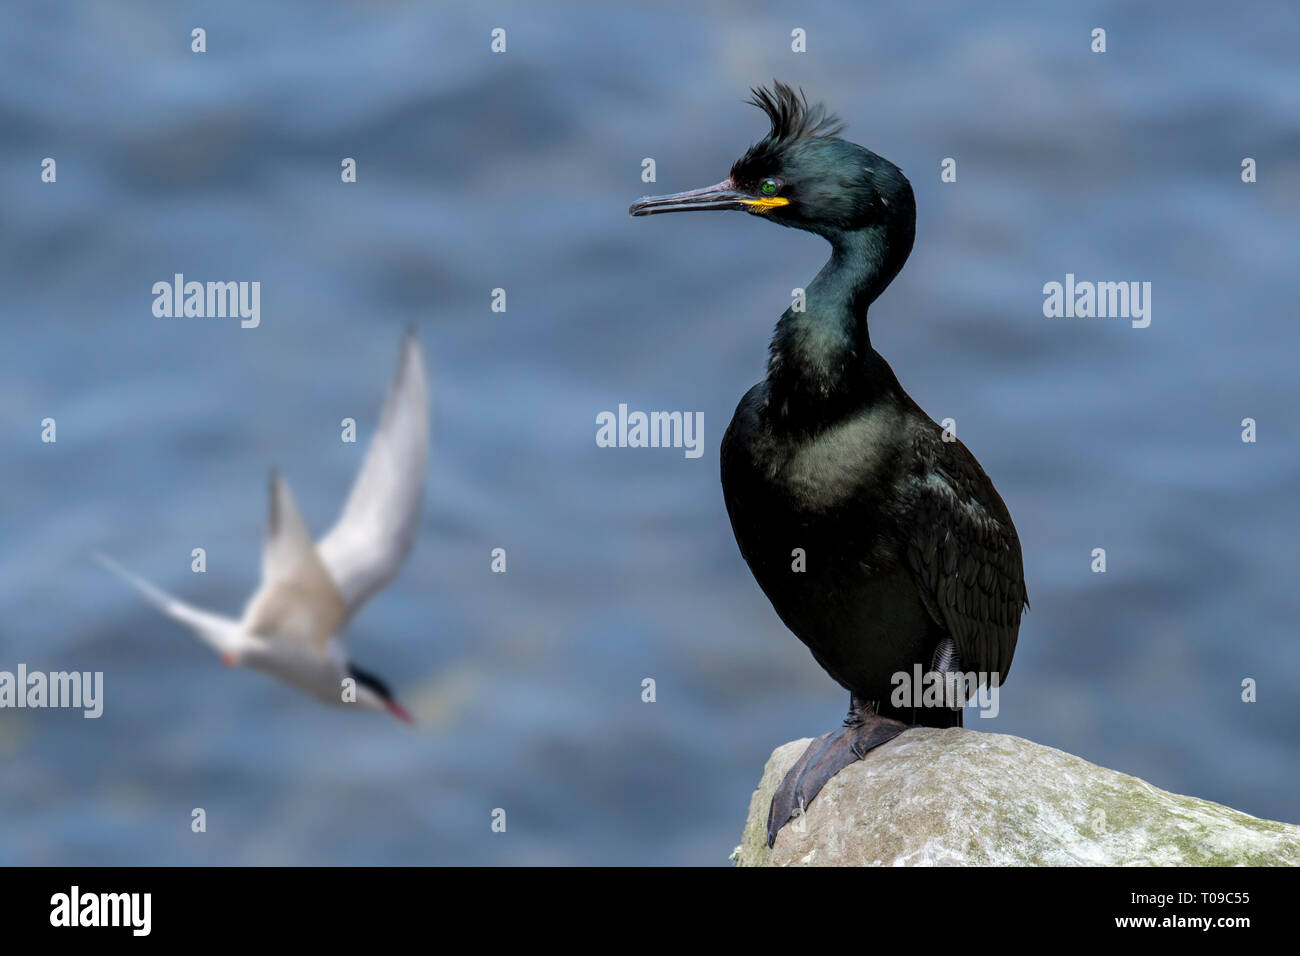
[94,552,246,657]
[317,332,430,618]
[241,472,346,653]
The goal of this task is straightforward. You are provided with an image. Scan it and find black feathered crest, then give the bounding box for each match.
[731,81,844,180]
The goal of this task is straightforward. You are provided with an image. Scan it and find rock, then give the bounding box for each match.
[736,728,1300,866]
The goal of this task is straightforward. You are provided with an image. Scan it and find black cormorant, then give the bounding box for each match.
[630,82,1028,846]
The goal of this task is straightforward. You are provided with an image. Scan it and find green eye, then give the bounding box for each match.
[760,179,778,196]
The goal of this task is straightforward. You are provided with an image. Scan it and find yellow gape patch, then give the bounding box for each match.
[743,196,790,212]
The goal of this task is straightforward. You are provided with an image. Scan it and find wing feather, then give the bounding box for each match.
[317,332,430,617]
[94,552,246,657]
[902,433,1027,685]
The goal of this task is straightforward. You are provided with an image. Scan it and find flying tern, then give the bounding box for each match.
[97,332,430,724]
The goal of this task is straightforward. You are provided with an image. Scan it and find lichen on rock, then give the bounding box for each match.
[736,728,1300,866]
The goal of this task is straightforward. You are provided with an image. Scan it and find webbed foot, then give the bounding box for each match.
[766,697,907,847]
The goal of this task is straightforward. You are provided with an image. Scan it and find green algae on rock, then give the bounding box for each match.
[737,728,1300,867]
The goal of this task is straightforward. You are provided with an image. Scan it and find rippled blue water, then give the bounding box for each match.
[1,1,1297,864]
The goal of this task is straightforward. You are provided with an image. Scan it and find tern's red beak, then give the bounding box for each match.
[386,701,414,725]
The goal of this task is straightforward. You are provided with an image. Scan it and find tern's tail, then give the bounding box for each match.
[93,552,244,658]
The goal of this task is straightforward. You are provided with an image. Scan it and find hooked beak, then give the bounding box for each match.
[629,179,789,217]
[386,700,414,725]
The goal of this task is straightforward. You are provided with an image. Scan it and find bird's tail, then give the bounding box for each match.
[879,637,968,728]
[93,552,244,658]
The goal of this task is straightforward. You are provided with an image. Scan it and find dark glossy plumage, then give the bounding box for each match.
[631,81,1028,842]
[722,368,1026,712]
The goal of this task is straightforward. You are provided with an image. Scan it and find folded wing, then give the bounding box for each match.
[902,434,1028,686]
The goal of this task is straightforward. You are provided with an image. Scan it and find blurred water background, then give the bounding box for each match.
[1,1,1297,864]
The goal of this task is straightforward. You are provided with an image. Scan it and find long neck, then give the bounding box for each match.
[765,224,905,416]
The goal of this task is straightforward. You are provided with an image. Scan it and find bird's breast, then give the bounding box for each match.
[723,392,906,516]
[725,399,910,591]
[242,638,350,706]
[721,391,937,694]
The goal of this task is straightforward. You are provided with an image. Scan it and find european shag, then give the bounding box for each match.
[630,83,1028,845]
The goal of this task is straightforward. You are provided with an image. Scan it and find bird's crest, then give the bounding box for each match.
[732,81,844,180]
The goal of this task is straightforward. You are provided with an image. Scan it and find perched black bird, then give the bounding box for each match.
[631,82,1028,846]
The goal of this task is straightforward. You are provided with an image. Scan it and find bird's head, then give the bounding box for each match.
[349,663,414,725]
[630,81,915,245]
